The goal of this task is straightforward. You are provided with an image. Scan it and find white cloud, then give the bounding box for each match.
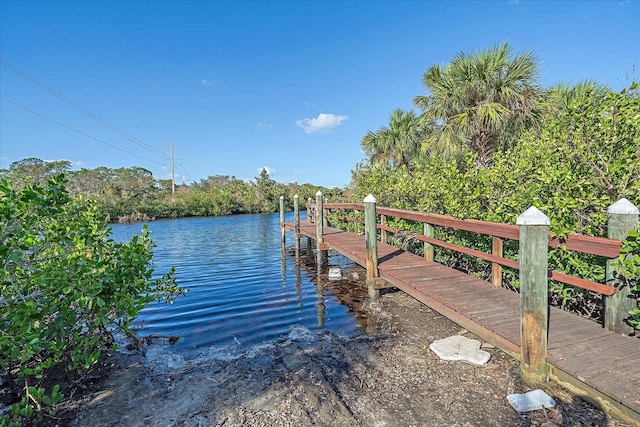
[200,79,211,86]
[257,166,276,176]
[296,113,348,134]
[257,121,273,128]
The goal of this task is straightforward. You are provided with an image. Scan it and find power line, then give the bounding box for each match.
[0,58,165,158]
[177,159,195,183]
[170,140,175,194]
[27,1,148,123]
[1,96,164,166]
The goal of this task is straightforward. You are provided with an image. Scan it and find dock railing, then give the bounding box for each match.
[295,194,638,337]
[283,193,639,416]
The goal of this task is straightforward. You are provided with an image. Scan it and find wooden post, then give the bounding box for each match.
[294,194,300,253]
[381,215,387,244]
[315,191,324,248]
[364,194,380,300]
[423,222,434,262]
[492,236,504,287]
[316,194,327,273]
[307,197,313,223]
[323,197,329,227]
[279,195,285,244]
[517,206,550,385]
[605,198,639,335]
[293,194,300,234]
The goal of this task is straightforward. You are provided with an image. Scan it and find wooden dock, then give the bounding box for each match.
[284,221,640,425]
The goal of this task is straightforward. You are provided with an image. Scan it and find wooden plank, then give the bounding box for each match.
[416,234,521,269]
[588,370,640,413]
[549,366,640,426]
[549,271,616,296]
[487,322,521,345]
[467,303,520,318]
[471,310,522,332]
[382,265,455,280]
[549,234,622,259]
[550,334,640,379]
[375,206,521,240]
[548,310,613,350]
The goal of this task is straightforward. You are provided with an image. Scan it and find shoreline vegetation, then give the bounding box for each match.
[0,161,344,224]
[1,43,639,425]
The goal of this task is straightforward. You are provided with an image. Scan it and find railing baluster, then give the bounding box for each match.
[381,214,387,244]
[423,222,434,262]
[492,236,503,287]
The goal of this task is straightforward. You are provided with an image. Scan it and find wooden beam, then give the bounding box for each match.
[372,277,394,289]
[549,365,640,427]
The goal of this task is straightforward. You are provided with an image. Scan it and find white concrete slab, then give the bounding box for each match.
[429,335,491,366]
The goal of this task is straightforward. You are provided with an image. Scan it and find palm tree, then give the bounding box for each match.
[542,80,611,115]
[361,109,424,169]
[414,42,542,168]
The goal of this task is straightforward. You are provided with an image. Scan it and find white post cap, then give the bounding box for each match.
[607,198,639,215]
[316,190,322,197]
[517,206,550,225]
[364,194,377,203]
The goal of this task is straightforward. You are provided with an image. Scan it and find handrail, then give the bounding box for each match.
[311,202,621,296]
[315,204,621,258]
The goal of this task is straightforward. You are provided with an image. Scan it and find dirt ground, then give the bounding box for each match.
[46,286,630,427]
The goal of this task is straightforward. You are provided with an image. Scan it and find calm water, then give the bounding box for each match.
[109,213,369,353]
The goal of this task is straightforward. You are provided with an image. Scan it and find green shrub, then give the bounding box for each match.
[618,230,640,330]
[0,176,185,425]
[350,83,639,319]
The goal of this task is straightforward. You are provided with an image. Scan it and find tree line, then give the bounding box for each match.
[0,159,343,222]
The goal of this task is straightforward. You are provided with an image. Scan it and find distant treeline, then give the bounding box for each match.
[0,160,343,222]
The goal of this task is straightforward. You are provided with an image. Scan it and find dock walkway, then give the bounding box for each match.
[285,222,640,424]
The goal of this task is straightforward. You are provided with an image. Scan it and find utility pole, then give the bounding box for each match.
[170,140,175,195]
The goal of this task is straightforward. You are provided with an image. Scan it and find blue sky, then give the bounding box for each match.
[1,1,638,188]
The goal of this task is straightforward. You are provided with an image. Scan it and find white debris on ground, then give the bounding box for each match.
[507,389,556,412]
[328,267,342,280]
[429,335,491,365]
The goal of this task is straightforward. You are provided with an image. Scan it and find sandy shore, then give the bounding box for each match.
[57,288,629,427]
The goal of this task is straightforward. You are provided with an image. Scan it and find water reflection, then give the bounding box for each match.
[283,241,373,333]
[110,214,384,351]
[110,214,365,353]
